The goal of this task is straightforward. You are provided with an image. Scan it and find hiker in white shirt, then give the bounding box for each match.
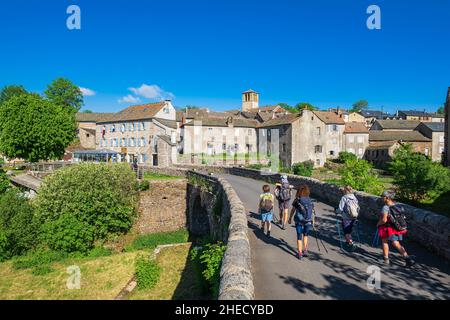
[335,186,359,250]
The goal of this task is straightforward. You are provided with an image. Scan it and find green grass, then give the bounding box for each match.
[143,172,181,181]
[127,229,190,251]
[414,192,450,218]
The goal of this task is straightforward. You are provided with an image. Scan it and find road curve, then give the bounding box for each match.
[220,173,450,300]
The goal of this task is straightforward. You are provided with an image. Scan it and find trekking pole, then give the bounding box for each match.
[336,218,344,250]
[313,209,328,254]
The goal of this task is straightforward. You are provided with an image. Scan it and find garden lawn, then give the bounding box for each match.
[129,243,207,300]
[0,251,140,300]
[143,172,181,181]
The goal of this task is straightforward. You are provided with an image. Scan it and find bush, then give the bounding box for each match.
[137,180,150,191]
[135,254,161,290]
[128,229,189,251]
[87,246,112,258]
[35,163,139,250]
[191,242,226,298]
[292,161,314,177]
[0,167,10,194]
[339,158,383,195]
[12,249,68,270]
[42,214,95,253]
[389,144,450,202]
[338,151,357,164]
[0,189,38,260]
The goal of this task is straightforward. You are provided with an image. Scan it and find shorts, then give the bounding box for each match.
[295,223,312,241]
[261,212,273,223]
[278,200,290,211]
[342,219,355,235]
[389,234,403,242]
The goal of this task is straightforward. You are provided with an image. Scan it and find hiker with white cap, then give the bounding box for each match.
[335,185,359,251]
[274,175,292,230]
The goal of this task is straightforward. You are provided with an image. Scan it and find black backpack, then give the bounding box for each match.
[294,198,313,224]
[388,205,407,231]
[279,183,291,202]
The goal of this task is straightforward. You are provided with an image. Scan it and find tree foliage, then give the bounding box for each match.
[339,158,383,195]
[292,160,314,177]
[389,144,450,202]
[0,189,38,261]
[0,85,27,105]
[0,167,10,194]
[35,163,139,245]
[338,151,357,164]
[351,100,369,113]
[295,102,317,111]
[0,93,77,162]
[437,105,445,115]
[82,109,93,113]
[44,78,84,112]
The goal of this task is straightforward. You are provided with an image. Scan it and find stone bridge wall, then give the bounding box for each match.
[227,167,450,261]
[186,171,254,300]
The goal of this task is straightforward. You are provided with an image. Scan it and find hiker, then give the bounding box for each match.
[335,185,359,250]
[377,190,415,267]
[289,185,314,259]
[258,184,274,237]
[274,175,292,230]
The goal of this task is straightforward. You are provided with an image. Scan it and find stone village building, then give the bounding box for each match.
[445,87,450,167]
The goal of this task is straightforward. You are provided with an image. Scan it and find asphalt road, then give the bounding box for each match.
[220,173,450,300]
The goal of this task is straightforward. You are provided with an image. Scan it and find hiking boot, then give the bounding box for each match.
[267,231,271,237]
[297,251,303,260]
[302,250,309,258]
[405,256,416,268]
[383,257,391,266]
[346,242,356,251]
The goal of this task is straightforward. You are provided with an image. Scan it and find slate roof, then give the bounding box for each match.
[369,131,431,142]
[258,114,301,128]
[153,118,178,129]
[359,110,387,119]
[367,141,399,150]
[398,110,429,117]
[182,116,258,128]
[157,135,176,146]
[373,120,421,130]
[419,122,445,132]
[313,111,346,124]
[344,122,369,134]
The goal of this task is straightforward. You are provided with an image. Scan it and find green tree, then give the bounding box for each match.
[35,163,139,246]
[295,102,317,111]
[292,161,314,177]
[338,151,357,164]
[0,85,27,105]
[45,78,83,112]
[389,144,450,202]
[437,105,445,115]
[278,103,298,113]
[82,109,93,113]
[0,167,10,194]
[350,100,369,113]
[339,158,383,195]
[0,93,77,162]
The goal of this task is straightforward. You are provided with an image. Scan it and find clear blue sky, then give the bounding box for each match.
[0,0,449,113]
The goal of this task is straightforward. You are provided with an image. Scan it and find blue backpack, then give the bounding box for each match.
[294,197,313,224]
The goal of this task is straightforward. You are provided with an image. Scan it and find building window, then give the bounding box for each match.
[316,159,320,166]
[357,136,364,143]
[208,128,213,133]
[425,148,429,156]
[235,128,240,136]
[234,144,239,152]
[358,148,363,155]
[348,135,354,143]
[86,133,90,138]
[316,127,321,136]
[222,143,226,150]
[121,124,126,133]
[163,107,169,113]
[348,148,355,154]
[267,129,271,137]
[332,138,337,144]
[282,143,286,152]
[330,150,335,156]
[439,136,445,143]
[314,145,322,153]
[248,129,252,136]
[141,137,145,146]
[333,124,338,131]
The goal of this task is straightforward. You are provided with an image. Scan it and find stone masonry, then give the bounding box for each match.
[137,179,187,234]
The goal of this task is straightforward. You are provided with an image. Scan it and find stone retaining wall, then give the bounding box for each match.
[138,180,188,234]
[228,167,450,261]
[186,171,254,300]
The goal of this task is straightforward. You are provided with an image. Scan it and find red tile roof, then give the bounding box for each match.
[313,111,346,124]
[344,122,369,133]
